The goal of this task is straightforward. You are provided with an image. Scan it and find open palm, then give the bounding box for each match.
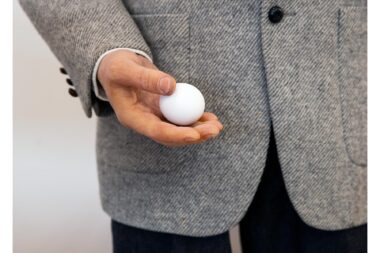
[98,50,223,147]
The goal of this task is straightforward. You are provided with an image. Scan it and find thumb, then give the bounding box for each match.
[126,63,176,95]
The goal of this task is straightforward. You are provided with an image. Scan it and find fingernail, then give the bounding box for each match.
[204,133,218,139]
[205,127,219,138]
[184,136,198,142]
[158,77,172,94]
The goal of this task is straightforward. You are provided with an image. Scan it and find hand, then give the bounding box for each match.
[97,50,223,147]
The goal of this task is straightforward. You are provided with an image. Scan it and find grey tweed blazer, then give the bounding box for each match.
[20,0,367,236]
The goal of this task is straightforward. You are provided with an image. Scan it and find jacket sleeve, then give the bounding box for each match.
[19,0,153,117]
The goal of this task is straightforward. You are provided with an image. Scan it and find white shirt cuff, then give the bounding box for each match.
[92,48,153,101]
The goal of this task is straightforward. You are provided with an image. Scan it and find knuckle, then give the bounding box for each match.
[106,60,124,83]
[129,52,153,68]
[126,51,141,62]
[137,68,150,90]
[135,54,149,66]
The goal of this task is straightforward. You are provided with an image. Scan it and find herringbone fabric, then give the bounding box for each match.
[20,0,367,236]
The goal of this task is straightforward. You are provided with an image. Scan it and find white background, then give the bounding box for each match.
[13,1,111,252]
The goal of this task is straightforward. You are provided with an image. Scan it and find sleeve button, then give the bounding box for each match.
[66,78,73,86]
[68,88,78,97]
[59,67,67,74]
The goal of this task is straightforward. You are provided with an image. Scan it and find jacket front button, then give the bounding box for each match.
[268,6,284,24]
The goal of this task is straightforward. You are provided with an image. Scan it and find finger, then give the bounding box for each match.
[160,131,214,147]
[198,112,219,121]
[192,119,223,130]
[193,122,221,139]
[108,82,202,145]
[120,62,176,95]
[119,106,201,144]
[161,125,221,147]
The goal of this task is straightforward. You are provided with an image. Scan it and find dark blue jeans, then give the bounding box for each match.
[111,130,367,253]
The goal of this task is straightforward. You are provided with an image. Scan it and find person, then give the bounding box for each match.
[19,0,367,252]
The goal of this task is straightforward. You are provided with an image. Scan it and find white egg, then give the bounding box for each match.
[159,83,205,126]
